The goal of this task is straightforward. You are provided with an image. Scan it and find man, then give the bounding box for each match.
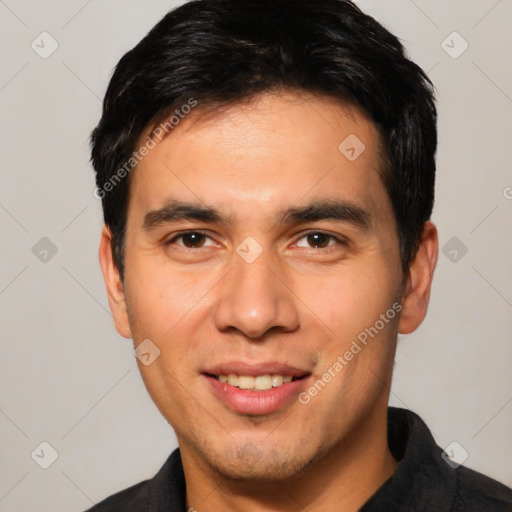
[88,0,512,510]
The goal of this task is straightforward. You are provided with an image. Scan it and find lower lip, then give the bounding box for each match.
[204,375,309,415]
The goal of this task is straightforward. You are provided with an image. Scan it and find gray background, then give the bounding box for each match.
[0,0,511,510]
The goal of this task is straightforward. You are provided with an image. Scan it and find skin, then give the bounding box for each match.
[99,91,438,511]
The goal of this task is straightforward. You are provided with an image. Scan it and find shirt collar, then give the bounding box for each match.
[361,407,456,510]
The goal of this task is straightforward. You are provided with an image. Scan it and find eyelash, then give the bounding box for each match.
[165,230,347,251]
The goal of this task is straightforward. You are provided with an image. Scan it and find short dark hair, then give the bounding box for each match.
[91,0,437,279]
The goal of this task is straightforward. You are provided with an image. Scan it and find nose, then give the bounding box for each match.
[213,250,300,340]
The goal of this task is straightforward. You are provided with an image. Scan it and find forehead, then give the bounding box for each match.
[129,91,388,222]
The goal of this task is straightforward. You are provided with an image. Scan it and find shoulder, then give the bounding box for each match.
[371,408,512,512]
[84,479,152,512]
[83,449,186,512]
[450,464,512,512]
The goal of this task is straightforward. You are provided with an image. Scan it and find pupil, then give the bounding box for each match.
[183,233,204,248]
[308,233,328,248]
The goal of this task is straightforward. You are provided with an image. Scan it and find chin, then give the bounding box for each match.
[198,440,321,482]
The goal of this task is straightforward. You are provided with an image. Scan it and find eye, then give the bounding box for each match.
[166,230,216,249]
[164,230,346,252]
[294,231,346,250]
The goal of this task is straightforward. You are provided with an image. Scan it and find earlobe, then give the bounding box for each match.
[98,225,132,338]
[397,221,438,335]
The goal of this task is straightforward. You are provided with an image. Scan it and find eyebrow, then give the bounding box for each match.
[142,198,371,232]
[277,199,371,231]
[143,199,227,230]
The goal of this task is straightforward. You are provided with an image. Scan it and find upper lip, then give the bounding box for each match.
[203,361,311,378]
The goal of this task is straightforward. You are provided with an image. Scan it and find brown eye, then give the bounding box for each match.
[166,231,215,249]
[295,231,342,250]
[306,232,331,248]
[180,232,206,248]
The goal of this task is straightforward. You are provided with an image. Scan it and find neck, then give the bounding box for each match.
[181,404,396,512]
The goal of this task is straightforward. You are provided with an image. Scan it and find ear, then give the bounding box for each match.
[398,221,438,335]
[98,225,132,338]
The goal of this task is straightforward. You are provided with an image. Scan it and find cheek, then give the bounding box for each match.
[125,265,225,393]
[125,262,212,338]
[293,263,398,343]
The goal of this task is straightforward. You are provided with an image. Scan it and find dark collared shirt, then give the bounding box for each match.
[86,407,512,511]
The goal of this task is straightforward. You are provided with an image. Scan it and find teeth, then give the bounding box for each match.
[238,375,254,389]
[217,373,295,391]
[255,375,273,390]
[272,375,283,387]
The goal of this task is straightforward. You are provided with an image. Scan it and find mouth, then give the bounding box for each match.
[206,373,308,391]
[202,363,311,415]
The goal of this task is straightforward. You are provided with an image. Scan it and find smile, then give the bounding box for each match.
[210,373,298,391]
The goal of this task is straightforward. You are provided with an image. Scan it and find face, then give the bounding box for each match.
[100,91,437,482]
